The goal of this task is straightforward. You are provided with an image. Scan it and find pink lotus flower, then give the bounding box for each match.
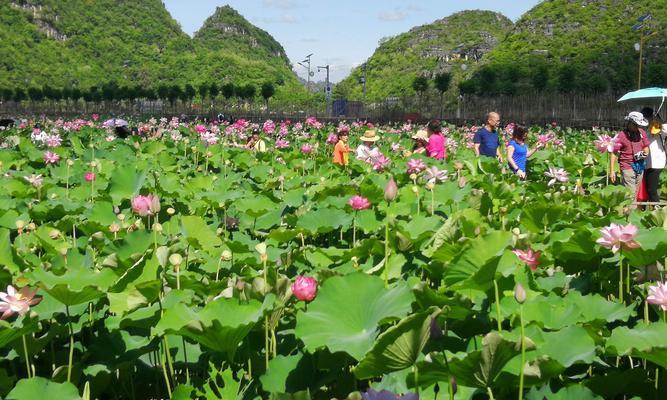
[349,195,371,210]
[0,285,42,319]
[132,194,161,217]
[596,223,640,253]
[537,134,552,147]
[372,155,391,171]
[326,133,338,145]
[263,120,276,135]
[424,166,448,184]
[594,134,621,153]
[24,174,43,187]
[275,139,290,149]
[92,114,99,121]
[45,134,62,148]
[647,282,667,311]
[407,158,426,174]
[195,124,207,134]
[43,151,60,165]
[513,248,541,271]
[84,172,96,182]
[544,167,568,186]
[301,144,313,154]
[291,276,317,302]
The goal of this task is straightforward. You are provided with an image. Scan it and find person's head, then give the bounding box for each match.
[625,111,648,133]
[251,128,261,141]
[486,112,501,129]
[641,107,654,121]
[338,132,348,143]
[412,130,429,148]
[512,125,528,142]
[360,130,380,146]
[427,120,441,135]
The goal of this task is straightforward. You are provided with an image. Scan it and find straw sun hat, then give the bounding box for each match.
[360,130,380,142]
[411,130,429,141]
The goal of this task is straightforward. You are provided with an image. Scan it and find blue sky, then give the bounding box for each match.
[163,1,541,83]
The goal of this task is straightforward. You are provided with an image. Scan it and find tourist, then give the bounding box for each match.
[356,130,381,161]
[610,112,650,195]
[474,112,503,162]
[426,119,445,160]
[506,125,541,179]
[645,122,667,203]
[245,128,267,152]
[411,129,428,155]
[333,131,351,166]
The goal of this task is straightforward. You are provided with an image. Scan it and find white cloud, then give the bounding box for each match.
[378,9,407,22]
[262,0,300,10]
[262,14,300,24]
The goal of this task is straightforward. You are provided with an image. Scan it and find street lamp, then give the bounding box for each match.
[297,53,313,92]
[633,14,657,89]
[318,64,331,115]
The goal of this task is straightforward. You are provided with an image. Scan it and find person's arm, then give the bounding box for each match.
[527,146,538,158]
[496,145,504,163]
[507,145,518,171]
[473,143,480,157]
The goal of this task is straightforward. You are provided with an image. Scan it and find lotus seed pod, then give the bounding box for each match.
[167,207,175,215]
[216,228,223,235]
[512,228,521,236]
[411,185,419,194]
[409,173,417,181]
[221,250,232,261]
[153,223,162,232]
[26,222,36,231]
[67,159,75,166]
[117,214,126,221]
[15,220,25,230]
[109,223,120,233]
[92,231,104,241]
[426,182,435,190]
[49,229,61,239]
[169,253,183,266]
[206,151,213,157]
[90,161,98,168]
[58,247,68,256]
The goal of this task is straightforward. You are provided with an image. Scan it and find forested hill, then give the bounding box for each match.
[334,10,514,102]
[459,0,667,95]
[0,1,306,102]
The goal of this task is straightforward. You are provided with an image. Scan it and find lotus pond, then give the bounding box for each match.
[0,117,666,400]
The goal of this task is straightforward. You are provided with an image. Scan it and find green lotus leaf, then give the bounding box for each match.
[354,308,440,379]
[606,323,667,368]
[295,273,414,360]
[153,294,274,359]
[526,384,602,400]
[296,207,353,234]
[180,215,222,251]
[6,377,81,400]
[108,166,147,204]
[27,263,118,306]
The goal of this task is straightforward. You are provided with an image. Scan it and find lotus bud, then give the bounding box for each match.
[206,151,213,158]
[512,228,521,236]
[426,181,435,190]
[117,213,126,221]
[514,283,526,304]
[411,185,419,194]
[384,176,398,202]
[255,242,268,262]
[67,159,75,166]
[15,220,26,230]
[153,223,162,232]
[454,161,464,170]
[49,229,61,239]
[26,222,36,231]
[109,223,120,233]
[167,207,175,215]
[216,228,223,235]
[58,247,68,256]
[499,207,507,214]
[92,231,104,241]
[113,206,120,214]
[458,175,467,188]
[449,377,458,395]
[90,161,98,168]
[169,253,183,266]
[221,250,232,261]
[88,143,95,149]
[409,173,417,181]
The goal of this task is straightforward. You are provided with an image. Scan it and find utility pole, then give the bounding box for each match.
[633,14,656,90]
[360,63,367,103]
[318,64,331,115]
[298,54,313,92]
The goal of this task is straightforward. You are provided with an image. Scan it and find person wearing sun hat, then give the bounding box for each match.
[411,129,429,155]
[356,129,381,161]
[610,111,650,195]
[645,121,667,203]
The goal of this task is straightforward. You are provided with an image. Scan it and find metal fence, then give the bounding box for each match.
[0,92,651,129]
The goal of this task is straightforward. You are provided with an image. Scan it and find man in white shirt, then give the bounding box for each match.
[356,130,381,162]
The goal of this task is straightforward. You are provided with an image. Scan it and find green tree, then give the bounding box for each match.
[557,65,578,93]
[434,72,451,118]
[28,87,44,102]
[167,85,182,106]
[13,88,27,102]
[209,83,219,99]
[157,85,170,101]
[198,83,209,100]
[531,64,550,91]
[412,76,429,94]
[221,83,235,100]
[261,81,275,110]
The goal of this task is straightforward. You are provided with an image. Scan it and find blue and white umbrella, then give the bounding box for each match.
[618,87,667,115]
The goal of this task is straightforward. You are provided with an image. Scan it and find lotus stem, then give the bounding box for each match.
[66,305,74,383]
[487,387,495,400]
[384,219,390,288]
[215,255,223,282]
[518,304,526,400]
[414,366,420,395]
[619,251,624,304]
[163,336,175,384]
[431,188,435,216]
[159,340,172,398]
[352,214,356,248]
[493,279,502,332]
[271,328,277,357]
[176,264,180,290]
[66,163,70,198]
[182,337,190,383]
[22,335,31,378]
[264,316,270,371]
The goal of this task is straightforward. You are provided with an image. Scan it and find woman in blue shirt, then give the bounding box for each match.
[507,125,541,179]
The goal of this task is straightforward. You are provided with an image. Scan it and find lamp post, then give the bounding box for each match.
[318,64,331,115]
[633,14,656,90]
[297,53,313,92]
